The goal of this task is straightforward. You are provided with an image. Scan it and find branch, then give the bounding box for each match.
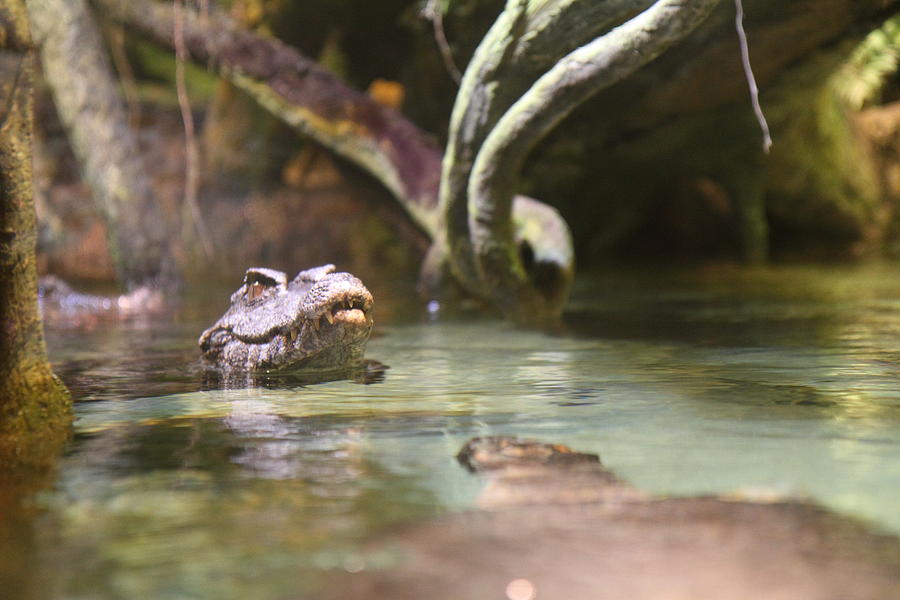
[440,0,654,288]
[465,0,722,321]
[734,0,772,153]
[420,0,461,84]
[94,0,444,236]
[173,0,213,258]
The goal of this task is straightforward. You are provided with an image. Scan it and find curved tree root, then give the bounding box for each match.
[444,0,721,325]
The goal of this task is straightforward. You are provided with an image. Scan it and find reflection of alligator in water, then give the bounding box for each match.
[199,265,375,375]
[38,275,165,326]
[332,436,900,600]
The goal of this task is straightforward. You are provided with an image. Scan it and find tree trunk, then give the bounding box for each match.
[0,0,71,479]
[27,0,175,289]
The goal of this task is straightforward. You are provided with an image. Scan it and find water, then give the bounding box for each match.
[14,264,900,599]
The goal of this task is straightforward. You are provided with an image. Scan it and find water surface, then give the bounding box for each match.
[19,264,900,599]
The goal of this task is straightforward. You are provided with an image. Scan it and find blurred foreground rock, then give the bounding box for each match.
[326,437,900,600]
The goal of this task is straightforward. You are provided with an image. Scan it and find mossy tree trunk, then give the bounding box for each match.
[27,0,175,289]
[0,0,71,481]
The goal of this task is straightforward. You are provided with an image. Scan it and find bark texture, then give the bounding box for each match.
[27,0,174,289]
[0,0,71,477]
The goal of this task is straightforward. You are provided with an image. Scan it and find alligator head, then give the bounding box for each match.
[199,265,374,373]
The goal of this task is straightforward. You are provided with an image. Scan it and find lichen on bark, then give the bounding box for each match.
[0,0,71,479]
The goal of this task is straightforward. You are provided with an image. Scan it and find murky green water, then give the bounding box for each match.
[12,264,900,599]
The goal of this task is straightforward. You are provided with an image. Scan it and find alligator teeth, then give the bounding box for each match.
[289,328,298,342]
[313,317,320,331]
[325,310,335,325]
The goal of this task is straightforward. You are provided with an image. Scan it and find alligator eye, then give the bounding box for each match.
[248,282,266,300]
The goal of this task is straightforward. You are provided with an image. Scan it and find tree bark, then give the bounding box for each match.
[27,0,175,289]
[0,0,71,477]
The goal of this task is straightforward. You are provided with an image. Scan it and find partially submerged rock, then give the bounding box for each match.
[330,436,900,600]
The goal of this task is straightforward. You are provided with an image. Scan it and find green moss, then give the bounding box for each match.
[0,3,72,484]
[130,39,220,105]
[835,13,900,110]
[765,50,884,246]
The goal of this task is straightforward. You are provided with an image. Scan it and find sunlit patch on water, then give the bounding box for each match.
[13,264,900,599]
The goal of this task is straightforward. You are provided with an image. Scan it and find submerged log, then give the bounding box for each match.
[329,437,900,600]
[0,0,71,476]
